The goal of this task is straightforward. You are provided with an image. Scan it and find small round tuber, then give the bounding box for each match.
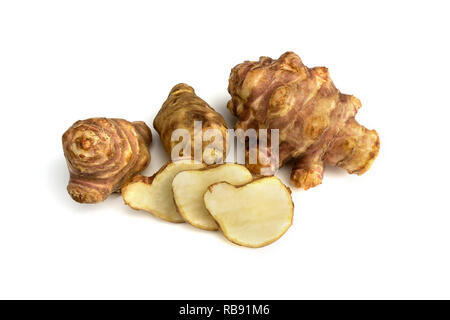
[62,118,152,203]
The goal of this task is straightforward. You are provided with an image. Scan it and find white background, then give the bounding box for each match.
[0,0,449,299]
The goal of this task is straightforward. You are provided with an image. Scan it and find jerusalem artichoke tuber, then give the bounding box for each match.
[154,83,228,164]
[62,118,152,203]
[227,51,380,189]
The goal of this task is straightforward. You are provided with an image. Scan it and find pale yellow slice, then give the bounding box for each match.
[172,164,253,230]
[122,160,205,222]
[204,177,294,248]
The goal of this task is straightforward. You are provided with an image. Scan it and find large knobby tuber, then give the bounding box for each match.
[227,52,380,189]
[62,118,152,203]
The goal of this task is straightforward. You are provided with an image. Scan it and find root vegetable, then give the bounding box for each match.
[154,83,228,164]
[227,52,380,189]
[62,118,152,203]
[121,160,205,223]
[204,177,294,248]
[172,164,253,230]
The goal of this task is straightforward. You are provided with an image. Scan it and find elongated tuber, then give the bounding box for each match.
[121,160,205,222]
[154,83,228,164]
[204,177,294,248]
[62,118,152,203]
[172,164,253,230]
[227,52,380,189]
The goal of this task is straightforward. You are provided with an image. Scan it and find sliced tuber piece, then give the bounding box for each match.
[204,177,294,248]
[172,164,253,231]
[122,160,205,223]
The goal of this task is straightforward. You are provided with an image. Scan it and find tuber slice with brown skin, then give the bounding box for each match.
[172,164,253,231]
[62,118,152,203]
[204,177,294,248]
[227,52,380,189]
[154,83,229,164]
[122,160,205,223]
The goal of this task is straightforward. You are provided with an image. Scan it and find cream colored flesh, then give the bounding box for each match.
[204,177,293,248]
[122,160,205,222]
[172,164,253,230]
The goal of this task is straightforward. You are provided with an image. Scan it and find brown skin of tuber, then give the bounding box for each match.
[154,83,228,163]
[62,118,152,203]
[227,52,380,189]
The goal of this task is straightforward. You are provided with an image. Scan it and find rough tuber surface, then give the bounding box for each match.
[62,118,152,203]
[154,83,228,164]
[227,52,380,189]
